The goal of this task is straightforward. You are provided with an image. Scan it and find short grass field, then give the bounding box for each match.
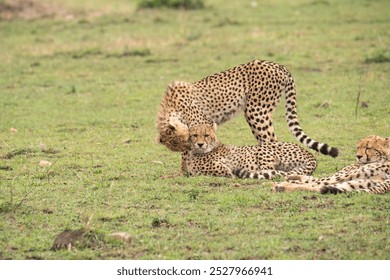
[0,0,389,260]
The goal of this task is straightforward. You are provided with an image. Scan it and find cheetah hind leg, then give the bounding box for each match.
[257,113,277,143]
[320,179,390,194]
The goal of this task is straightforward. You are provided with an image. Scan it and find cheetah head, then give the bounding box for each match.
[189,123,218,155]
[157,114,191,152]
[356,135,390,163]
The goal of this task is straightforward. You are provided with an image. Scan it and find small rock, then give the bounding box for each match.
[39,160,52,167]
[10,128,18,133]
[109,232,131,242]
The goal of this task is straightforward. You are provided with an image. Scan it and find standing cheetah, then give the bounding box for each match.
[157,60,338,157]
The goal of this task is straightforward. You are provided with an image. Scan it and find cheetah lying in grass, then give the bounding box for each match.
[273,135,390,194]
[165,115,317,179]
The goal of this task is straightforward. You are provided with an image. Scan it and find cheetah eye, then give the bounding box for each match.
[204,134,209,137]
[192,134,198,138]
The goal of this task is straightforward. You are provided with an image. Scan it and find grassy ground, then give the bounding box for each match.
[0,0,389,260]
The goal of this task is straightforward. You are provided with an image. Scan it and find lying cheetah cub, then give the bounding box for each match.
[273,135,390,194]
[165,116,317,179]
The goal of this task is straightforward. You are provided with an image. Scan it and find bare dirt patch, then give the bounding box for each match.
[0,0,74,20]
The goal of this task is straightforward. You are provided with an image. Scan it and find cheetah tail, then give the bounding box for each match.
[284,78,339,158]
[320,186,346,194]
[232,168,284,180]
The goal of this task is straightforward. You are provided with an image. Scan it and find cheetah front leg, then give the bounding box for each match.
[272,181,321,193]
[245,111,277,143]
[186,160,235,178]
[214,160,236,178]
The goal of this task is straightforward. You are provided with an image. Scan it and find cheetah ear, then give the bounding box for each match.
[168,116,179,131]
[168,115,188,132]
[384,137,390,149]
[376,136,389,148]
[167,84,175,91]
[156,136,164,145]
[168,120,180,131]
[168,123,176,131]
[204,116,217,131]
[168,81,189,91]
[167,82,177,92]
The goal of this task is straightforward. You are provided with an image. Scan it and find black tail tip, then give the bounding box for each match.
[320,186,342,194]
[233,167,243,177]
[329,147,339,158]
[319,144,339,158]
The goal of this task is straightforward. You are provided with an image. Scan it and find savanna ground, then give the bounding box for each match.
[0,0,389,260]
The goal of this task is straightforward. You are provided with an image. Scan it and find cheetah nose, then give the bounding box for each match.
[356,155,363,160]
[197,143,204,148]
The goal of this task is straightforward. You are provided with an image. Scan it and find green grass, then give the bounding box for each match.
[0,0,389,260]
